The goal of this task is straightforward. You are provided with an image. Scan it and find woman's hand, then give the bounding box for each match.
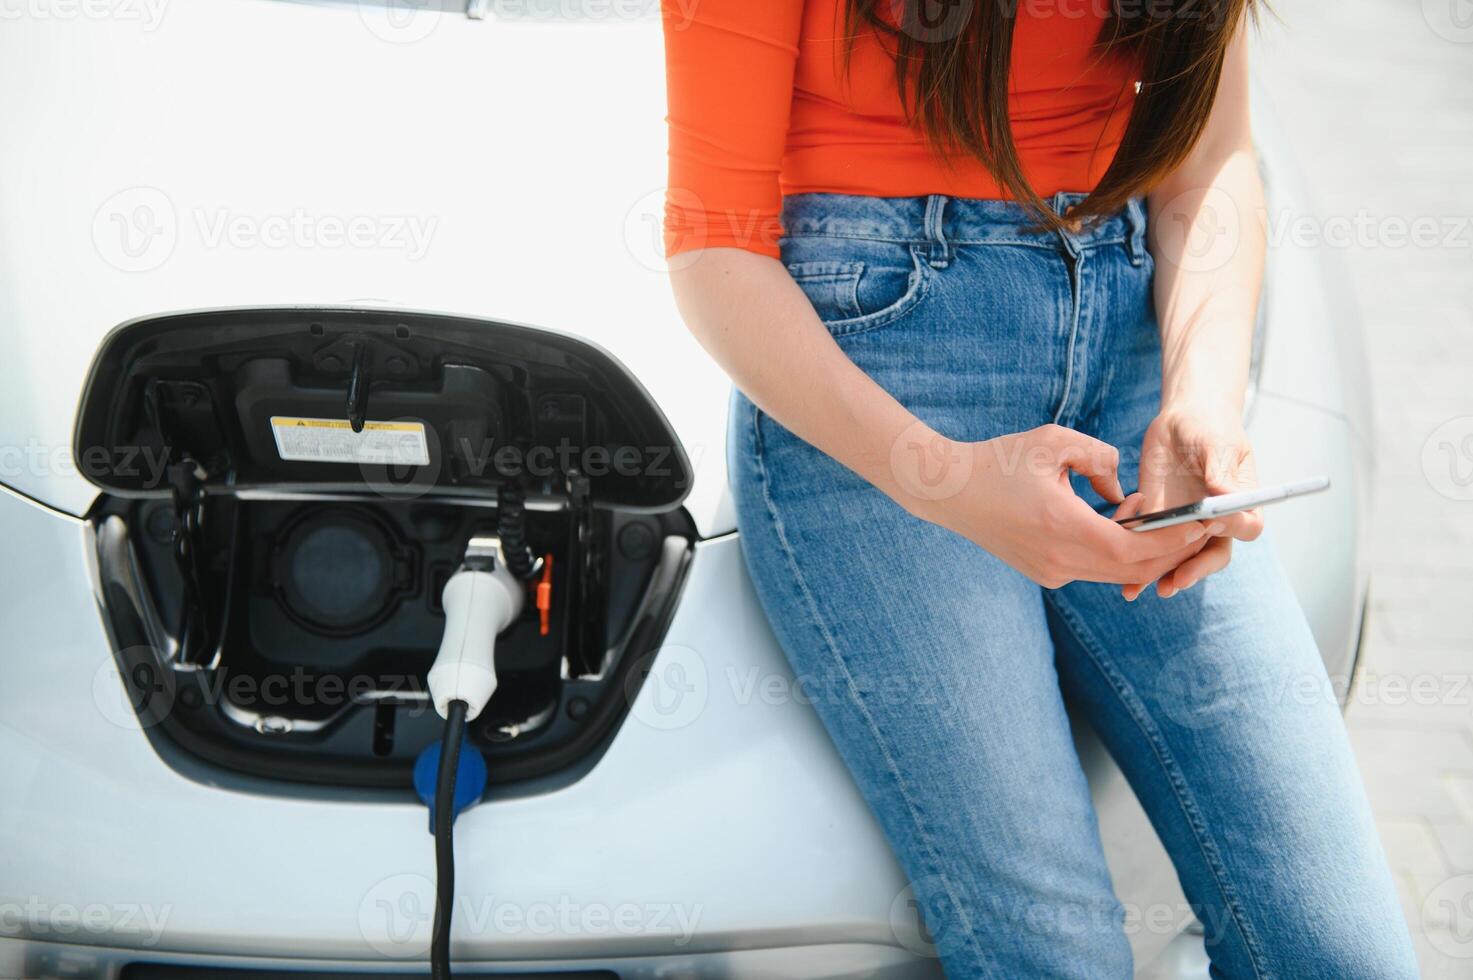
[1124,408,1264,600]
[1139,15,1264,601]
[903,423,1209,589]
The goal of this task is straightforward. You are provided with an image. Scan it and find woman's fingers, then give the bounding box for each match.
[1089,509,1208,564]
[1213,507,1261,542]
[1202,469,1264,542]
[1061,504,1208,584]
[1108,494,1160,600]
[1110,491,1146,521]
[1159,536,1234,597]
[1200,445,1264,542]
[1026,426,1246,590]
[1047,425,1125,504]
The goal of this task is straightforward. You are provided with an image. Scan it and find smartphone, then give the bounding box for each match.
[1116,476,1331,531]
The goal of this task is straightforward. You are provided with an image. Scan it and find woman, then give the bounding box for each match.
[660,1,1416,976]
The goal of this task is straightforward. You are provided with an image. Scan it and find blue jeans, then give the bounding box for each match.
[727,193,1417,978]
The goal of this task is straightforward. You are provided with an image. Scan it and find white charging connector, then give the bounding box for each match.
[427,535,525,722]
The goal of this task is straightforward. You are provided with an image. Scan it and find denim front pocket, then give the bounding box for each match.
[784,240,932,338]
[785,261,864,320]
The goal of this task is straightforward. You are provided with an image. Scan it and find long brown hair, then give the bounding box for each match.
[844,0,1254,228]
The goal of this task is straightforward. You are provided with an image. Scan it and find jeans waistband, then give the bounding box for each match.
[780,192,1149,268]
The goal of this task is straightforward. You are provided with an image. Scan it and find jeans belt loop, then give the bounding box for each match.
[923,194,952,269]
[1126,197,1147,267]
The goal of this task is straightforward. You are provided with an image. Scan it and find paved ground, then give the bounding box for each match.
[1255,1,1473,974]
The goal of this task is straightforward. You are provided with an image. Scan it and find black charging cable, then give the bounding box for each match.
[432,699,469,980]
[496,484,542,581]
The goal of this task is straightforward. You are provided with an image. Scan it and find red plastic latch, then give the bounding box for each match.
[536,553,554,636]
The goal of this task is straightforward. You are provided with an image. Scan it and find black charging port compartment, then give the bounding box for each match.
[77,309,695,793]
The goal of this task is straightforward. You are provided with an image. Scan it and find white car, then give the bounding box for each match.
[0,2,1373,978]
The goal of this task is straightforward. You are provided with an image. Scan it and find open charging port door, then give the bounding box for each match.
[76,307,695,791]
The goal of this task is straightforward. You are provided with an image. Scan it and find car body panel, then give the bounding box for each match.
[1248,393,1365,681]
[4,939,940,980]
[0,504,889,960]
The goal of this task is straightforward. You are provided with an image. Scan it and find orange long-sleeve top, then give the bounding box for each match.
[662,0,1140,259]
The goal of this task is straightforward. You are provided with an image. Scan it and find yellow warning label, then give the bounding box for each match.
[274,418,423,432]
[269,416,430,466]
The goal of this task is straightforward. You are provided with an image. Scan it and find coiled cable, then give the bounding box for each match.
[496,484,541,580]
